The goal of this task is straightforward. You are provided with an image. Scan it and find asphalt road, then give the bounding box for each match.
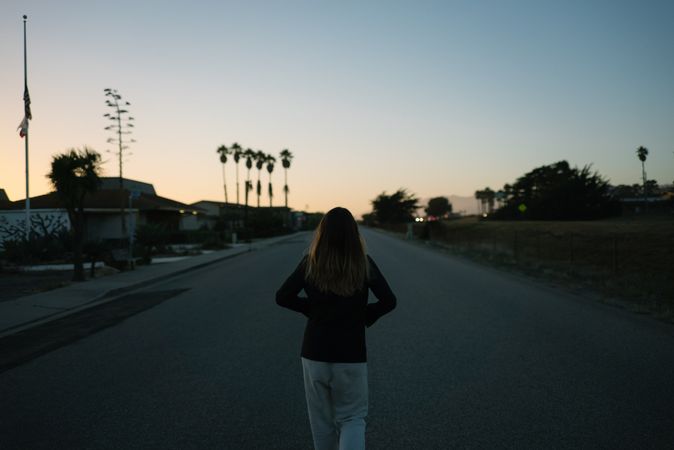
[1,228,673,449]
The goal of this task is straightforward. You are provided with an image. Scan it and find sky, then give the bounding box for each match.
[1,0,673,218]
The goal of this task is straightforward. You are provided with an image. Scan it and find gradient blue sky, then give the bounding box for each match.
[2,0,673,217]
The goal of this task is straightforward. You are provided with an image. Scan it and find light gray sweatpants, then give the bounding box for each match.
[301,357,369,450]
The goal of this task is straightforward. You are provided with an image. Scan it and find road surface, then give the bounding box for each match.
[1,228,673,449]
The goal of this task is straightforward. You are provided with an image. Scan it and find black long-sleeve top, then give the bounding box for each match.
[276,254,397,363]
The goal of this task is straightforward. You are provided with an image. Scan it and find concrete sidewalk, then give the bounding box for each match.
[0,232,304,338]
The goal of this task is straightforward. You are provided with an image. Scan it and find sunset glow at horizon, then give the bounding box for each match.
[2,1,673,219]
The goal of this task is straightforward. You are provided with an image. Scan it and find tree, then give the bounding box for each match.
[370,189,419,224]
[425,197,452,218]
[135,223,168,264]
[611,184,639,199]
[492,160,619,220]
[483,187,495,214]
[232,143,244,205]
[644,179,659,196]
[266,155,276,207]
[216,144,230,203]
[279,148,294,208]
[495,190,506,209]
[243,148,255,219]
[636,146,649,199]
[103,88,135,236]
[47,147,103,281]
[254,150,266,207]
[474,189,484,215]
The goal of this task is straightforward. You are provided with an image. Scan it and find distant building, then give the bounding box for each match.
[188,200,247,230]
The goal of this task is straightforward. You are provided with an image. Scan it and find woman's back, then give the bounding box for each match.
[277,254,395,362]
[275,206,397,450]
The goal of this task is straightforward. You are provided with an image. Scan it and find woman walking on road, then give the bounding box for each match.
[276,207,397,450]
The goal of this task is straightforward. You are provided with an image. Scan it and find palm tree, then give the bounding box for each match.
[474,189,484,215]
[636,146,649,197]
[483,187,495,214]
[243,148,255,221]
[266,155,276,207]
[495,190,506,209]
[216,145,230,203]
[231,142,243,204]
[279,149,293,208]
[254,150,266,207]
[47,147,103,281]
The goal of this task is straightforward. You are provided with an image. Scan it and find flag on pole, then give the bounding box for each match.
[17,117,28,138]
[24,86,32,120]
[18,85,31,138]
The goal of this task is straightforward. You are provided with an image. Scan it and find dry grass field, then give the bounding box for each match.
[378,215,674,321]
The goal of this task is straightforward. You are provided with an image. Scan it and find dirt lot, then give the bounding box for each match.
[380,215,674,321]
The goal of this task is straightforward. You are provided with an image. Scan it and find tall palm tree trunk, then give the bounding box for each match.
[284,169,288,208]
[236,162,240,205]
[245,170,251,222]
[221,163,228,203]
[257,172,261,207]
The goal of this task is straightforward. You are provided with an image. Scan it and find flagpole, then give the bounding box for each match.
[23,14,30,240]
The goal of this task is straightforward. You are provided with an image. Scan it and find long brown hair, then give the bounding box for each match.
[305,207,368,296]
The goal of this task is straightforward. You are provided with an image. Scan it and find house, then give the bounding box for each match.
[0,178,206,246]
[188,200,248,230]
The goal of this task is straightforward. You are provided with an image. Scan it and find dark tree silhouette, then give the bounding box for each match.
[254,150,266,207]
[370,189,419,224]
[425,197,452,218]
[474,189,484,215]
[483,187,495,213]
[47,147,103,281]
[492,161,619,220]
[644,179,659,196]
[611,184,639,199]
[231,142,243,204]
[636,146,649,199]
[216,144,230,203]
[243,148,255,220]
[280,149,293,208]
[266,155,276,207]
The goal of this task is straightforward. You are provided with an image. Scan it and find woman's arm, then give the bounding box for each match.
[275,256,311,317]
[365,255,397,327]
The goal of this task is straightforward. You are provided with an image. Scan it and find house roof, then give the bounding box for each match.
[99,177,156,195]
[0,189,9,205]
[190,200,247,209]
[1,189,203,214]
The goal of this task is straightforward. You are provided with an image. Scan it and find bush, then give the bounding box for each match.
[1,229,72,265]
[201,233,227,250]
[247,209,288,238]
[135,223,169,263]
